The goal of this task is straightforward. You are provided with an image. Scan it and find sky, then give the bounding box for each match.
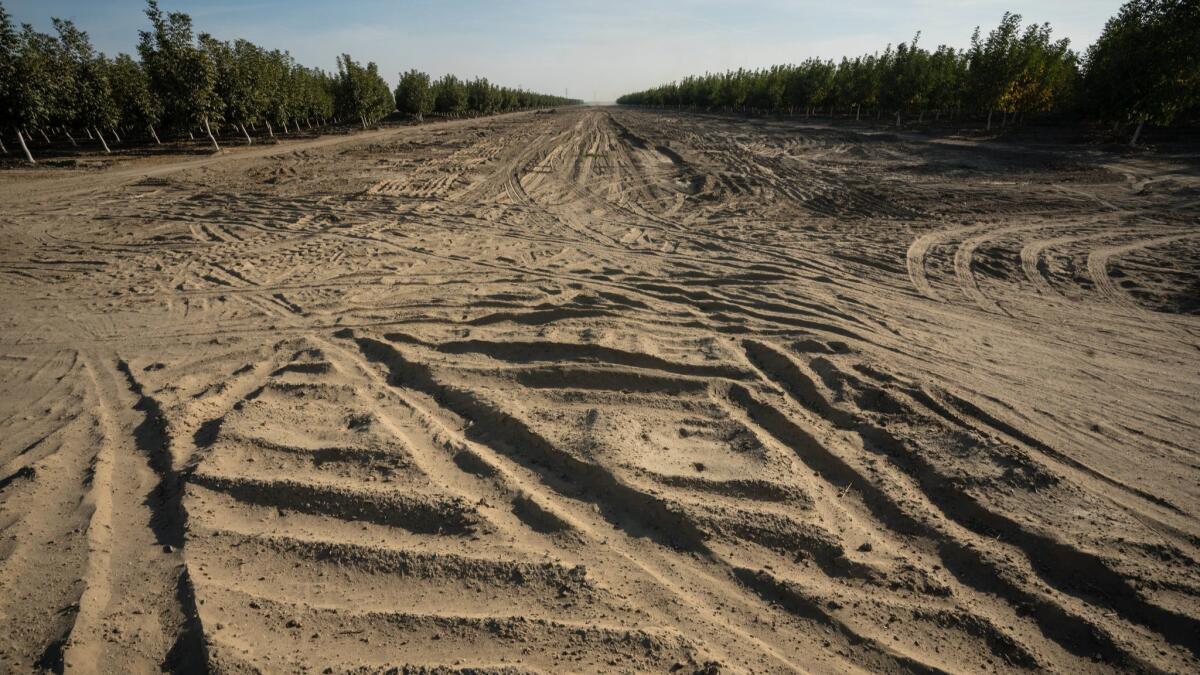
[7,0,1123,102]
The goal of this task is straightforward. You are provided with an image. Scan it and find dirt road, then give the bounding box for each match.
[1,107,1197,673]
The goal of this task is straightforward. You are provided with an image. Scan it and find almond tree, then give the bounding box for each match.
[0,2,19,158]
[3,21,55,162]
[746,66,787,113]
[138,0,221,150]
[836,54,901,120]
[335,54,392,128]
[1084,0,1200,145]
[880,37,934,125]
[54,18,118,152]
[259,49,292,136]
[927,46,968,120]
[967,13,1026,129]
[395,69,433,121]
[618,10,1080,130]
[108,53,163,143]
[28,25,77,146]
[432,73,467,116]
[294,66,334,129]
[235,40,272,138]
[784,59,836,116]
[201,35,271,144]
[995,22,1076,123]
[466,77,498,115]
[277,57,304,133]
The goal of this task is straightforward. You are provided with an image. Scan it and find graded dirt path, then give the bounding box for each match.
[1,107,1197,673]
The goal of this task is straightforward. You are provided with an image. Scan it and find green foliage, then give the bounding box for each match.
[432,73,467,114]
[395,69,433,119]
[466,77,496,114]
[2,0,1195,159]
[7,24,61,132]
[1084,0,1200,127]
[137,0,220,131]
[0,3,17,140]
[200,35,258,129]
[619,11,1089,125]
[335,53,393,126]
[54,18,117,132]
[108,52,161,131]
[422,73,575,116]
[0,0,580,159]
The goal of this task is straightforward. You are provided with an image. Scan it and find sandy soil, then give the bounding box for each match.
[0,107,1197,673]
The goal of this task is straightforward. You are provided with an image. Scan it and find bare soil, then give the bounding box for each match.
[0,107,1197,673]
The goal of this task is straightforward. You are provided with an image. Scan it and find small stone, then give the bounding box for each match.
[857,542,872,552]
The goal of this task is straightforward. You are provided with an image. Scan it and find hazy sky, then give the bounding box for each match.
[7,1,1122,102]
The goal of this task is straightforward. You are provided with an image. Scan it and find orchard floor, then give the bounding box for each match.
[0,107,1198,673]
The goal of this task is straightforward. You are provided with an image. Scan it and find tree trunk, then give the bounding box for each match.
[38,128,50,143]
[360,114,367,129]
[93,126,111,152]
[65,129,77,147]
[109,126,121,143]
[188,130,195,140]
[0,135,7,154]
[855,106,861,122]
[149,125,161,144]
[987,109,993,130]
[16,128,35,164]
[282,119,289,134]
[1130,119,1145,147]
[240,122,252,145]
[918,110,924,123]
[265,120,275,138]
[94,127,112,153]
[86,127,94,140]
[203,117,221,151]
[895,111,901,127]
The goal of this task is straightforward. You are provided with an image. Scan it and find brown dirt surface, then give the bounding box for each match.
[1,107,1198,673]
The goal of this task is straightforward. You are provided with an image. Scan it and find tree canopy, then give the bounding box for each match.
[1083,0,1200,142]
[0,0,580,162]
[618,1,1195,144]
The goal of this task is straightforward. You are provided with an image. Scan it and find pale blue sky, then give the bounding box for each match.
[7,1,1122,102]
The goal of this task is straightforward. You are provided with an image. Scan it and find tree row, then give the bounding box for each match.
[0,0,580,163]
[617,0,1198,145]
[395,70,578,121]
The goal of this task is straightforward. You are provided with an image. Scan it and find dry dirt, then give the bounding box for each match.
[0,107,1198,674]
